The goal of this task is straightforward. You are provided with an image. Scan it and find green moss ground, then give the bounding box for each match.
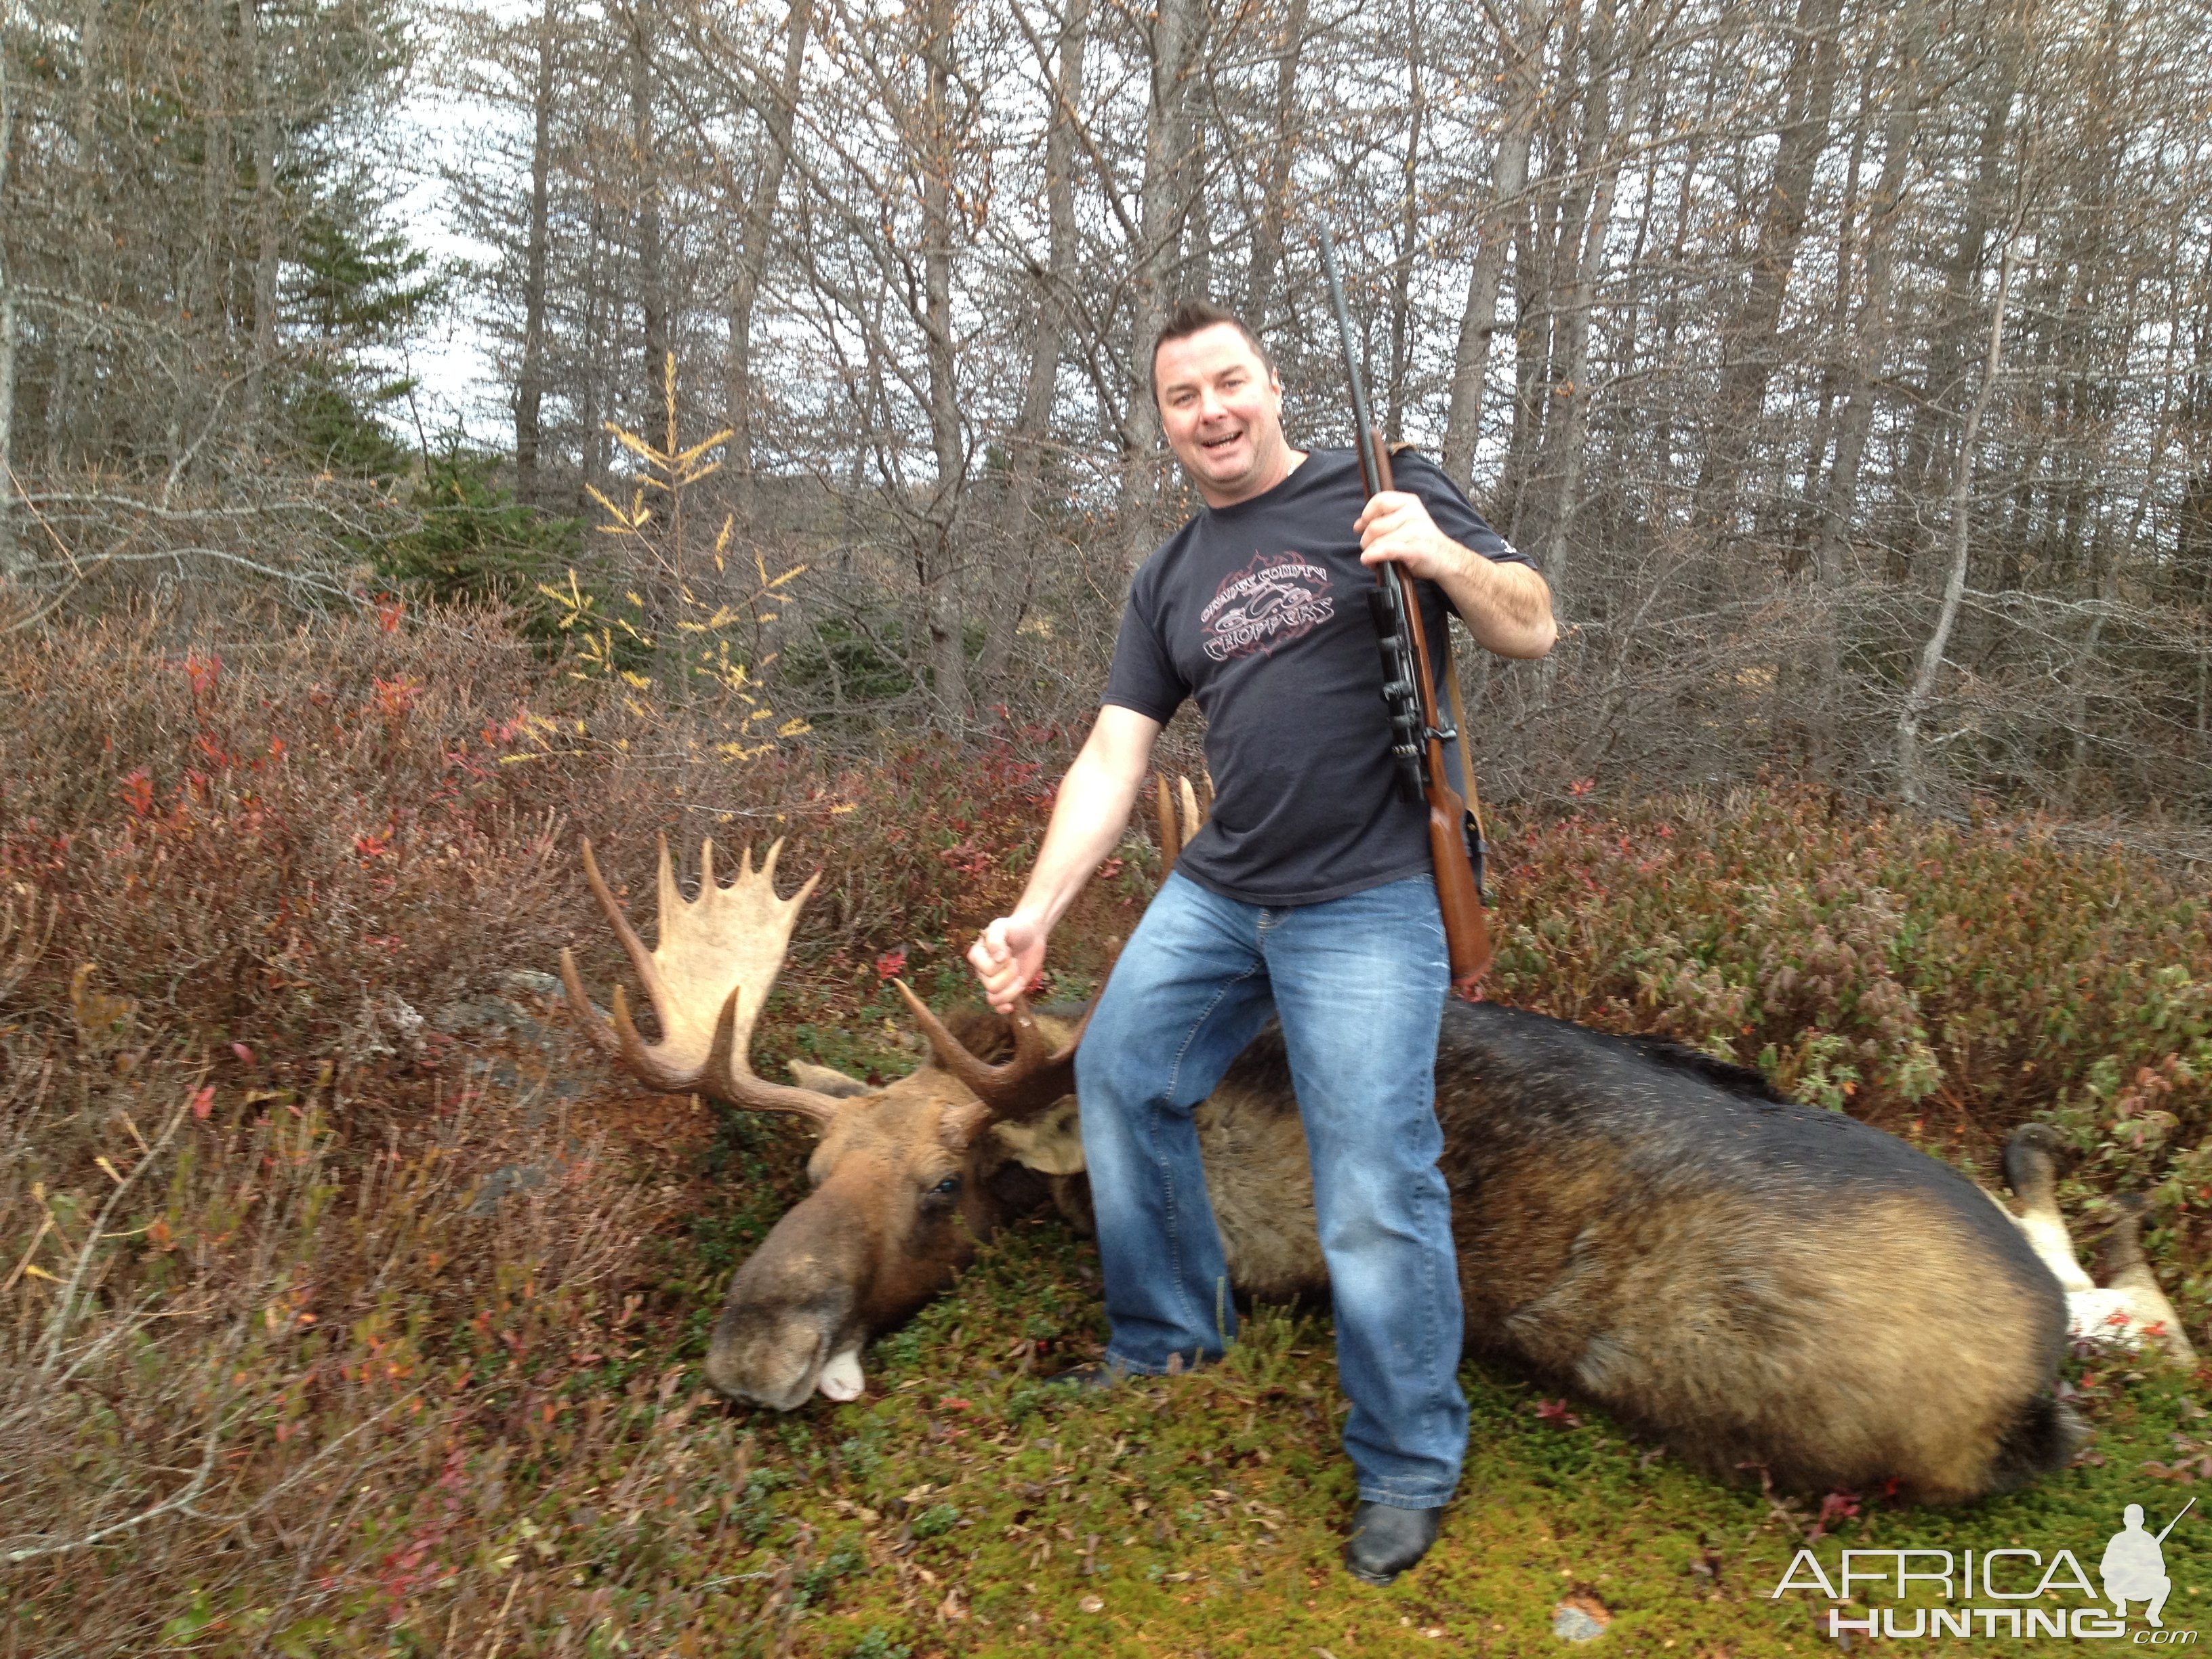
[674,1214,2212,1658]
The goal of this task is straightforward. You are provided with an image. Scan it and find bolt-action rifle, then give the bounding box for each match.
[1319,228,1493,994]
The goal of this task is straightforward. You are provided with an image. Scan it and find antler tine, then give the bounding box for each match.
[563,836,659,1061]
[655,832,683,943]
[700,985,845,1126]
[610,982,701,1092]
[580,837,661,998]
[567,836,680,1078]
[558,945,622,1059]
[893,981,1083,1121]
[1155,773,1181,872]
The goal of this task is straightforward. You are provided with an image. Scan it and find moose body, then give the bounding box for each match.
[562,837,2091,1506]
[987,1002,2078,1502]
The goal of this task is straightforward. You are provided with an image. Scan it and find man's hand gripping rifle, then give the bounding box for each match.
[1319,228,1494,995]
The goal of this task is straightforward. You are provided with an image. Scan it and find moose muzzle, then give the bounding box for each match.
[703,1195,869,1409]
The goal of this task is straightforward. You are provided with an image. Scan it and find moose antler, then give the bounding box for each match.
[559,836,845,1124]
[1153,772,1212,874]
[892,981,1092,1122]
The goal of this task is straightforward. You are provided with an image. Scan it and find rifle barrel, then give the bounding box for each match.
[2156,1495,2196,1544]
[1318,230,1382,502]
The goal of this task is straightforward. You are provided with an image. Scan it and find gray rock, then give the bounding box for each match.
[432,995,536,1036]
[1552,1603,1609,1643]
[471,1161,550,1216]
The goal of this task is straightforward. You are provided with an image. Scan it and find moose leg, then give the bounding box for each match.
[1265,876,1465,1511]
[1075,872,1279,1375]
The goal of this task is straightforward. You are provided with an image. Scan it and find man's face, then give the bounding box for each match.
[1154,323,1294,508]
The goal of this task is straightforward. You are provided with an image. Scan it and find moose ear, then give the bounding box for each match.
[938,1099,993,1152]
[989,1098,1088,1176]
[787,1060,873,1099]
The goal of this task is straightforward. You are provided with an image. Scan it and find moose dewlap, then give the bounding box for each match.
[562,837,2082,1502]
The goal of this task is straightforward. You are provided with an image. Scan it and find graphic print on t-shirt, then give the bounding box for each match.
[1198,550,1335,662]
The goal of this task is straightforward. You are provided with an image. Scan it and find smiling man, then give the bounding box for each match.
[969,301,1553,1584]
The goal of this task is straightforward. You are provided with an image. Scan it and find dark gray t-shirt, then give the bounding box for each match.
[1104,446,1527,907]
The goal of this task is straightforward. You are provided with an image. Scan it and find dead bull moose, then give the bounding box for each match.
[560,835,2095,1504]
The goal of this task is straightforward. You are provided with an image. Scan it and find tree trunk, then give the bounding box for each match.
[1184,127,1211,300]
[1540,0,1654,599]
[1382,0,1425,441]
[628,4,666,433]
[241,0,280,443]
[1816,10,1929,586]
[1440,0,1540,491]
[190,0,234,478]
[981,0,1091,684]
[1118,0,1204,567]
[1896,75,2015,581]
[1240,0,1309,329]
[515,0,558,493]
[724,0,812,520]
[1693,0,1847,538]
[581,204,611,496]
[1500,0,1580,553]
[44,0,104,461]
[918,0,968,722]
[1646,54,1721,498]
[1898,241,2018,806]
[1797,41,1877,556]
[0,39,17,574]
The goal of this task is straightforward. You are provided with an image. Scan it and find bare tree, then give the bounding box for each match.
[14,0,2212,817]
[1441,0,1544,491]
[1119,0,1206,566]
[514,0,561,493]
[1898,231,2021,802]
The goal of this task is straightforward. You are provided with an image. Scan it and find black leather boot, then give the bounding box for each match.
[1043,1360,1126,1392]
[1343,1501,1443,1585]
[1046,1353,1209,1391]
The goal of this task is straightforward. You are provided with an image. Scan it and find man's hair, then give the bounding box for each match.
[1150,302,1275,400]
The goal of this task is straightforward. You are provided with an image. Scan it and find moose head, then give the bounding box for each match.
[558,837,1090,1409]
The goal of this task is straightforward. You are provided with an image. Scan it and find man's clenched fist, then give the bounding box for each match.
[967,913,1046,1015]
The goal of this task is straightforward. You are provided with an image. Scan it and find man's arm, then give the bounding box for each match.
[967,703,1162,1013]
[1354,490,1557,659]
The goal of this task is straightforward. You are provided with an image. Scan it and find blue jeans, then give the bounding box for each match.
[1073,871,1467,1508]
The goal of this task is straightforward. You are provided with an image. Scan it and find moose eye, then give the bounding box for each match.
[926,1174,961,1199]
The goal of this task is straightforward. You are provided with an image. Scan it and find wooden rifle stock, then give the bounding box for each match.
[1372,444,1493,994]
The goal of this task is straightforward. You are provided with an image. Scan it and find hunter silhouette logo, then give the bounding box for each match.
[2103,1499,2193,1629]
[1768,1496,2198,1642]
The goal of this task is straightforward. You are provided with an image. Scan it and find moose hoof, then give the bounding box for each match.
[1343,1501,1443,1586]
